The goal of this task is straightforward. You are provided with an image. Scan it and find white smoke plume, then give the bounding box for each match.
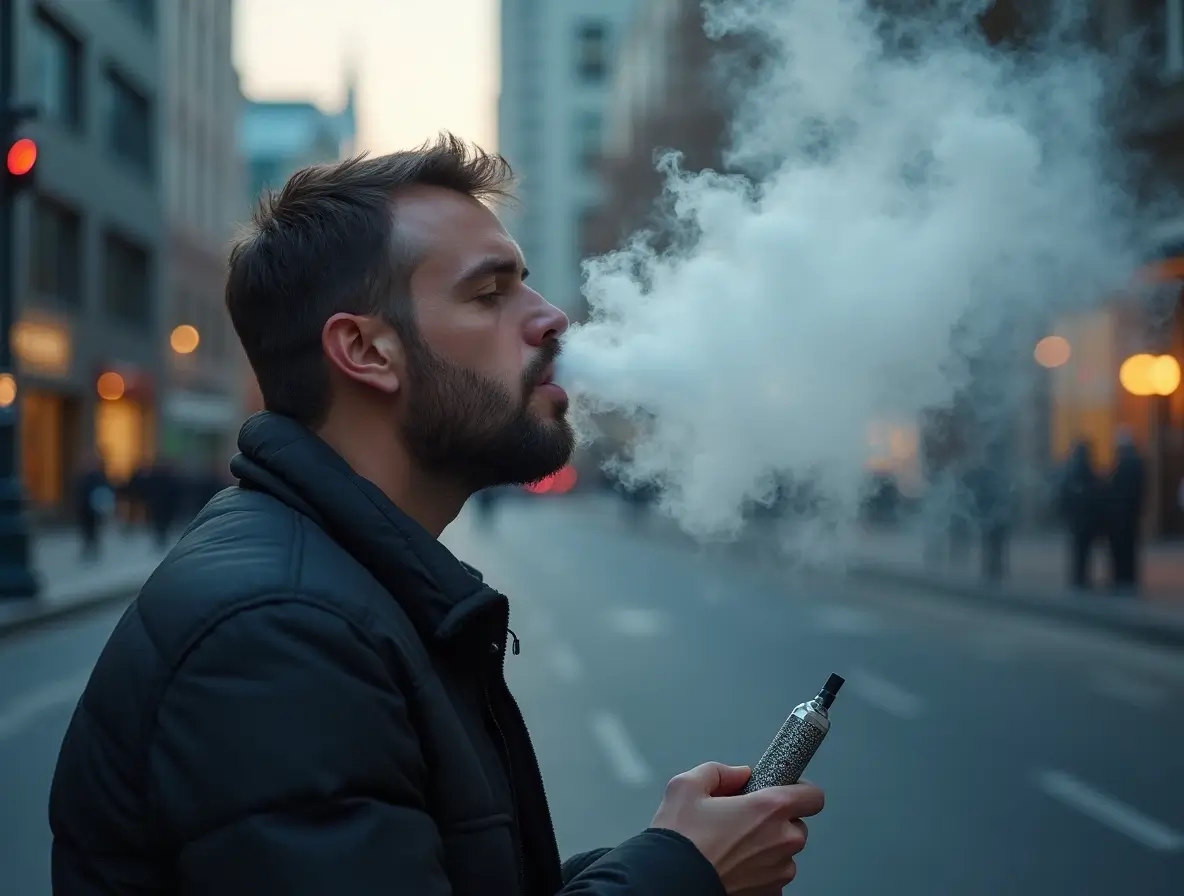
[556,0,1158,550]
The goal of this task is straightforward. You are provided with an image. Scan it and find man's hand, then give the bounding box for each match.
[650,763,823,894]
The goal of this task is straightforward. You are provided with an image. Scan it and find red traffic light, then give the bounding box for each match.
[6,138,37,176]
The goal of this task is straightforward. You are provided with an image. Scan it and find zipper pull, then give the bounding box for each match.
[508,628,521,655]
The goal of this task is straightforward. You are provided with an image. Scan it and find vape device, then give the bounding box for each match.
[741,673,844,793]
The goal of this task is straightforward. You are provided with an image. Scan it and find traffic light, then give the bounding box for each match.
[2,105,38,197]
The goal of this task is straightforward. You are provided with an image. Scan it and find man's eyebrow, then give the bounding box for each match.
[455,256,529,284]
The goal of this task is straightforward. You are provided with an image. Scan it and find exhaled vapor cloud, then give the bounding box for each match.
[557,0,1152,547]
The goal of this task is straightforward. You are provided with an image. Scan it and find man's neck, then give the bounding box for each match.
[316,418,467,538]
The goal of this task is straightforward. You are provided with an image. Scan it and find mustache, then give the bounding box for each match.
[521,339,563,395]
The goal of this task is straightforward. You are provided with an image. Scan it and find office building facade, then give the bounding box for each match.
[160,0,245,473]
[498,0,637,319]
[13,0,165,515]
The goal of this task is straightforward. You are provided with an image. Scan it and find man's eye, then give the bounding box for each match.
[476,291,503,304]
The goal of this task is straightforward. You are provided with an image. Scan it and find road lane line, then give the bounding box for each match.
[590,712,653,786]
[812,605,884,636]
[846,669,924,719]
[1034,769,1184,853]
[548,642,583,683]
[0,672,91,743]
[606,608,664,637]
[968,630,1024,662]
[1089,671,1166,710]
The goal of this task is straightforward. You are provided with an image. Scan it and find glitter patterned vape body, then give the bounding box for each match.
[742,674,844,794]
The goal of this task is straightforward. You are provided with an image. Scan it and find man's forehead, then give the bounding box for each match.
[394,187,523,277]
[393,186,506,238]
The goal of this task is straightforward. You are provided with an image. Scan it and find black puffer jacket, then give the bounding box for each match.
[49,411,726,896]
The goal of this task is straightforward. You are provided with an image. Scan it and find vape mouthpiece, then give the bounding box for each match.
[817,673,845,709]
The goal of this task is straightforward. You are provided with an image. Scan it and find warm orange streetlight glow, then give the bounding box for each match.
[1034,335,1071,368]
[1119,354,1181,397]
[170,324,200,354]
[0,374,16,408]
[1151,355,1182,395]
[96,371,126,401]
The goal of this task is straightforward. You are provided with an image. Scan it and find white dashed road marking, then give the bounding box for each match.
[547,642,583,683]
[846,668,924,719]
[1035,769,1184,853]
[590,712,653,786]
[606,608,664,637]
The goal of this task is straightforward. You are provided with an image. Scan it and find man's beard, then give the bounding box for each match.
[399,334,575,491]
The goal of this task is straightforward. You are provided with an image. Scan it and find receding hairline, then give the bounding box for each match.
[384,183,518,276]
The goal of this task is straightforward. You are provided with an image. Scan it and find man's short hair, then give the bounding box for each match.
[226,132,515,428]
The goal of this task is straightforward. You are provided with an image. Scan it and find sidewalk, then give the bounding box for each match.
[0,528,172,637]
[848,526,1184,648]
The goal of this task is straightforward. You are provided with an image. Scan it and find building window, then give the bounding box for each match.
[575,22,609,83]
[30,9,83,131]
[575,110,603,170]
[102,68,154,174]
[102,231,152,329]
[31,197,83,307]
[1141,0,1184,81]
[111,0,156,31]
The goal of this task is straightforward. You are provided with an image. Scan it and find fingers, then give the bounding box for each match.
[669,762,752,796]
[742,781,825,819]
[777,782,825,817]
[787,818,808,853]
[778,858,799,886]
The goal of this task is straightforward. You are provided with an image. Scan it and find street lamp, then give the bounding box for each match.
[1119,354,1181,397]
[97,372,127,402]
[169,325,199,355]
[1034,335,1071,369]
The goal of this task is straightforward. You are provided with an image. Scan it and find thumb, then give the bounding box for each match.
[687,762,752,796]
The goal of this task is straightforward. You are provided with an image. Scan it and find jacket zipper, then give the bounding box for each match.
[500,677,562,881]
[491,621,562,892]
[486,644,527,893]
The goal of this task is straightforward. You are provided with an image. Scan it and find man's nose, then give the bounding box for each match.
[525,296,569,346]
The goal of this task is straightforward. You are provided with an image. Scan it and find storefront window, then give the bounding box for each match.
[96,397,153,484]
[20,390,76,508]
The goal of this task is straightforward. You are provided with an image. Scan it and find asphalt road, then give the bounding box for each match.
[2,493,1183,895]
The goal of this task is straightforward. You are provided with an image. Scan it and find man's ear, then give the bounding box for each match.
[321,313,403,395]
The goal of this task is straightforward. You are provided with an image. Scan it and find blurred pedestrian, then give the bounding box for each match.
[1106,427,1145,594]
[49,136,824,896]
[123,462,152,529]
[72,451,113,562]
[1058,440,1103,590]
[144,459,183,548]
[968,457,1012,584]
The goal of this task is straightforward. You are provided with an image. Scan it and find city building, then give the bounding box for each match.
[240,81,358,203]
[586,0,728,261]
[497,0,638,320]
[14,0,165,518]
[160,0,245,473]
[236,76,358,414]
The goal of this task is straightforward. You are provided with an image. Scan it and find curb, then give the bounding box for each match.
[848,561,1184,649]
[0,583,138,640]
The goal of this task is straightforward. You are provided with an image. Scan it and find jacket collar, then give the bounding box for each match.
[229,411,506,645]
